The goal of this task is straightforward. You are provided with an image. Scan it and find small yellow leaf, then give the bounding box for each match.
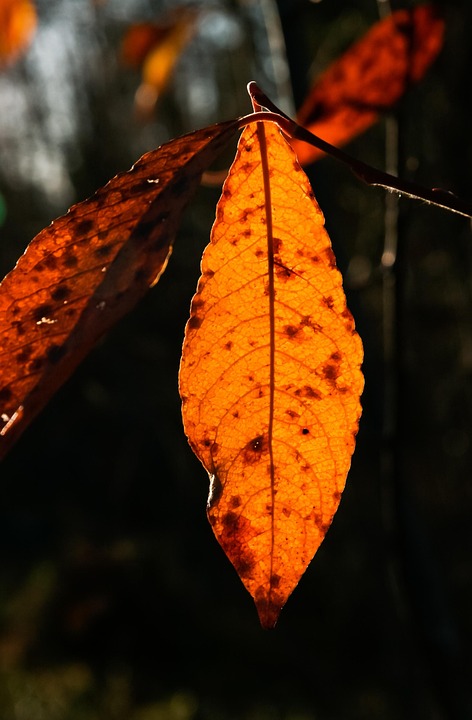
[121,9,197,119]
[179,121,364,628]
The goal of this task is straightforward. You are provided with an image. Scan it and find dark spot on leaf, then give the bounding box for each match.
[203,438,211,447]
[273,237,282,254]
[284,324,300,338]
[230,496,242,509]
[255,249,264,257]
[51,285,71,302]
[132,220,155,245]
[43,255,58,270]
[311,254,320,263]
[0,387,13,403]
[234,557,255,578]
[47,344,67,364]
[324,247,337,268]
[275,262,292,281]
[270,573,281,588]
[188,316,202,330]
[295,385,322,400]
[342,308,355,332]
[204,269,215,278]
[302,428,309,435]
[323,363,341,383]
[242,434,267,464]
[12,321,25,336]
[224,341,233,350]
[126,180,147,195]
[95,243,113,258]
[232,411,239,418]
[192,298,205,310]
[333,490,342,502]
[250,436,264,451]
[76,219,94,235]
[330,351,342,362]
[33,304,53,322]
[243,229,252,238]
[286,409,299,418]
[322,296,335,310]
[64,252,78,269]
[28,357,44,373]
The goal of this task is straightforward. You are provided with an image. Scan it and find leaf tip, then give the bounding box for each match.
[254,588,285,630]
[255,602,281,630]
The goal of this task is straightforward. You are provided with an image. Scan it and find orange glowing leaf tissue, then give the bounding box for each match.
[179,121,364,628]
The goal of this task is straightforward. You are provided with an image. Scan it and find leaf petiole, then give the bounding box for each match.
[241,82,472,220]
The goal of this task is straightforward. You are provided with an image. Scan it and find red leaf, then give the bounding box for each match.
[292,4,445,165]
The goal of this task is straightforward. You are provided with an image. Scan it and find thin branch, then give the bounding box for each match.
[241,82,472,219]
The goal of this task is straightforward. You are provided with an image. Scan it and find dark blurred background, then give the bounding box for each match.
[1,1,471,718]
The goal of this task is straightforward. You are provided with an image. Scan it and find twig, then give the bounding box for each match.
[240,82,472,220]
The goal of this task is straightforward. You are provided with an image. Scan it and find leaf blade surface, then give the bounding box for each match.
[0,119,239,459]
[180,121,364,627]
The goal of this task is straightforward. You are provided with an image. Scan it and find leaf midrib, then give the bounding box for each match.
[256,121,276,591]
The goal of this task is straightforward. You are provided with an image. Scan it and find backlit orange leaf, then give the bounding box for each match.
[179,121,364,628]
[0,119,239,460]
[0,0,36,67]
[292,4,444,165]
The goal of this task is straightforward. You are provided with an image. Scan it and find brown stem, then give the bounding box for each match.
[240,83,472,220]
